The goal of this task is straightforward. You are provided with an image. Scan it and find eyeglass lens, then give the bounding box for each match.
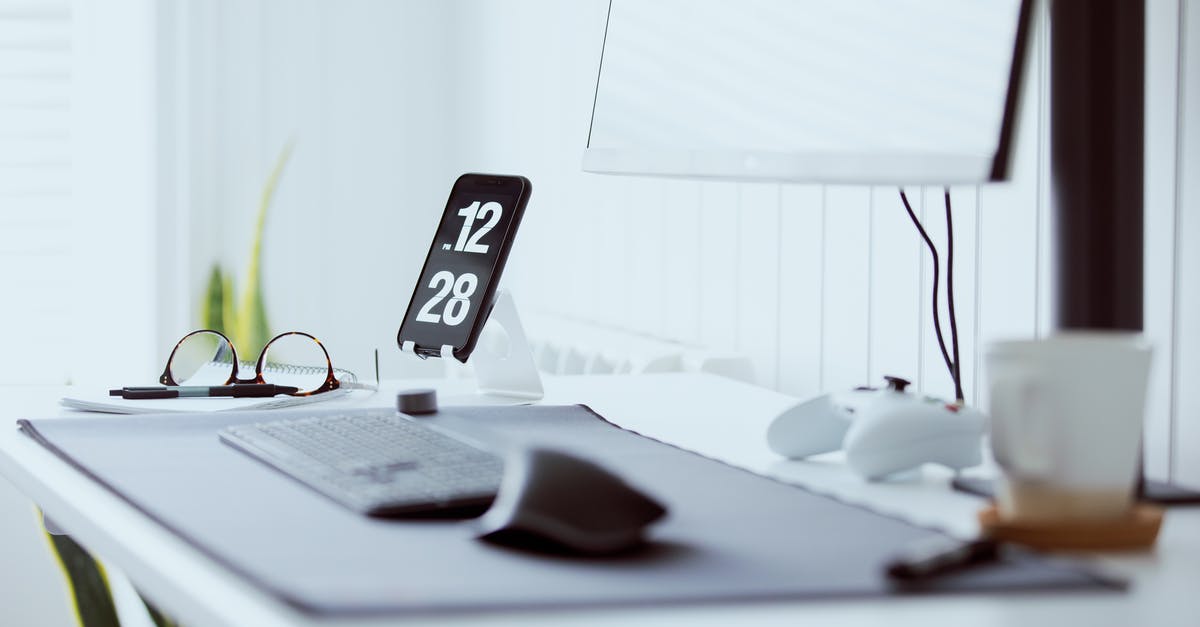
[258,333,334,394]
[168,331,237,386]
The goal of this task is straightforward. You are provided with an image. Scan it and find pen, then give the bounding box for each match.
[109,384,300,400]
[885,537,1000,581]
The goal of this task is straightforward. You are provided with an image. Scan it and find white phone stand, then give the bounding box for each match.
[401,290,544,405]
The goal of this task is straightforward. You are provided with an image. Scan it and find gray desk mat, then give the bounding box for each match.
[19,405,1120,616]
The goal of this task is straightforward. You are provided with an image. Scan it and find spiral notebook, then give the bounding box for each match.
[60,360,368,414]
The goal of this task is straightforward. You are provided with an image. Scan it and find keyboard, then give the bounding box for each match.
[219,410,505,517]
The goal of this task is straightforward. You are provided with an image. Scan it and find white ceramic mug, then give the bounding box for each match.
[985,333,1152,522]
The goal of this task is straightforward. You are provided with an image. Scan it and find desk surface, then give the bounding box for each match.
[2,374,1199,627]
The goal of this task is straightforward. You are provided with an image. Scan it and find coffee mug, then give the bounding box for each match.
[986,333,1152,522]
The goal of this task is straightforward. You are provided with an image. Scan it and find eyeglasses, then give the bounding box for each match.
[159,329,368,397]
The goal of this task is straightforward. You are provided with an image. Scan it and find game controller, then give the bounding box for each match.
[766,376,986,480]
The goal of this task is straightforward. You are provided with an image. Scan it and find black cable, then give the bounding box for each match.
[944,188,964,403]
[899,189,955,391]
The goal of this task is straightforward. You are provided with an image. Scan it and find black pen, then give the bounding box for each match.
[885,537,1001,581]
[109,384,300,400]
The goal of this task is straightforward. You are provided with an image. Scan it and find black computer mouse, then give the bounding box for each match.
[474,447,667,555]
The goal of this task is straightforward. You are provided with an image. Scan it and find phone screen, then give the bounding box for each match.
[398,174,530,361]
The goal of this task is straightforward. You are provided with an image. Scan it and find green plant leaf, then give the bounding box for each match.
[200,264,227,333]
[231,139,294,351]
[223,273,236,342]
[43,526,120,627]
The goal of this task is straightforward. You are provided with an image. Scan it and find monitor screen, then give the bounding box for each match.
[584,0,1030,184]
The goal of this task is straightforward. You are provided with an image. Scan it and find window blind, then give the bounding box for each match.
[0,1,73,384]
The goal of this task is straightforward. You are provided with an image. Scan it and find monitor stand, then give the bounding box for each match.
[433,290,544,406]
[951,476,1200,506]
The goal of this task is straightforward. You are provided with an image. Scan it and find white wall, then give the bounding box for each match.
[175,0,1200,487]
[0,0,159,386]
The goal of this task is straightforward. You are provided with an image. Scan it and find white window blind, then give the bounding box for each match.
[1,0,161,386]
[0,0,73,384]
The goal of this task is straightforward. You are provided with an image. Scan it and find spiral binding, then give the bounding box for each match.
[229,359,360,384]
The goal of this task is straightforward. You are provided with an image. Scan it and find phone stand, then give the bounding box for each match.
[401,290,544,405]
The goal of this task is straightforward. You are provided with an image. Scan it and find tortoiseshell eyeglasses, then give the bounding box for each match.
[159,329,371,397]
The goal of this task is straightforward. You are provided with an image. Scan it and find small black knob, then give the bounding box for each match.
[397,388,438,415]
[883,376,912,393]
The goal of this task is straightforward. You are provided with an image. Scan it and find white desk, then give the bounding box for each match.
[2,374,1199,627]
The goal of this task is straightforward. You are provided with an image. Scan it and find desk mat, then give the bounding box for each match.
[19,405,1120,615]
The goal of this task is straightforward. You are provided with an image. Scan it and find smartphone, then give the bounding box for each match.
[397,173,532,362]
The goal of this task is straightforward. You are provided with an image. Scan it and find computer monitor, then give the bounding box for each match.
[584,0,1032,184]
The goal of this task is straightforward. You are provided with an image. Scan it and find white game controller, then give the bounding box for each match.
[766,376,986,480]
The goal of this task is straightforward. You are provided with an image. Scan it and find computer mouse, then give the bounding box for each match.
[474,447,667,555]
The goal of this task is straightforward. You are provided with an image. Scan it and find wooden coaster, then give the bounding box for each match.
[978,503,1164,551]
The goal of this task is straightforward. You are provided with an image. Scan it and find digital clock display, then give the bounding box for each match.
[398,174,530,361]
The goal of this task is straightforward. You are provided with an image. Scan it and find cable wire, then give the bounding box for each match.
[899,189,956,392]
[944,188,964,403]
